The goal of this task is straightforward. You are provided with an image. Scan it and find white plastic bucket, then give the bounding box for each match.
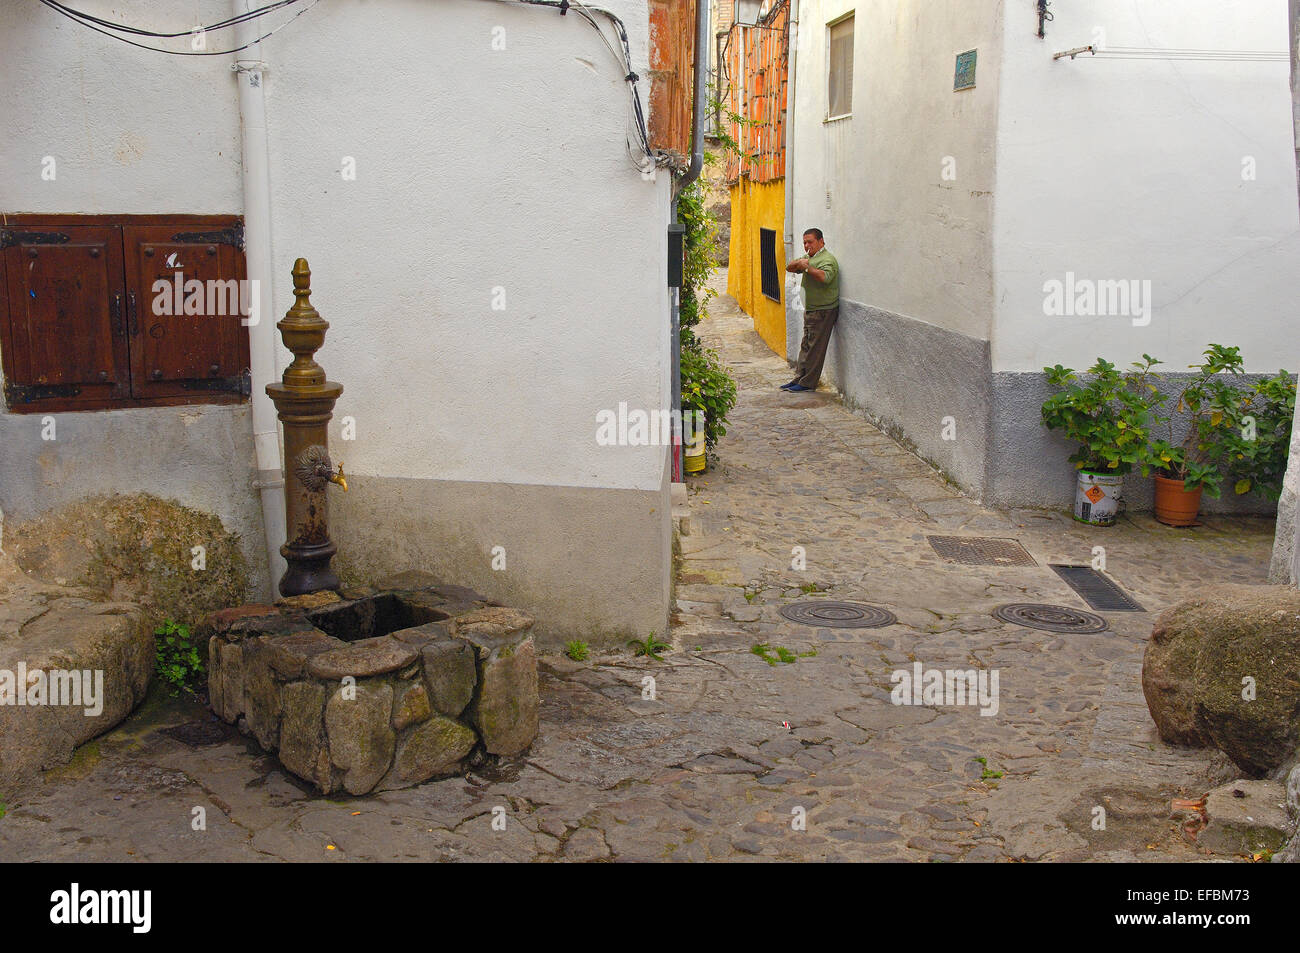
[1074,471,1123,526]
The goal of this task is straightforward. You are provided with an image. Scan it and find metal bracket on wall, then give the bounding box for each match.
[1037,0,1053,38]
[170,223,244,250]
[1053,45,1096,60]
[0,229,70,249]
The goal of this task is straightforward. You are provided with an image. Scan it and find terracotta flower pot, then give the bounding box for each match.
[1153,474,1203,527]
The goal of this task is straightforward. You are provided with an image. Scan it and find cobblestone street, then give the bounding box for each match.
[0,276,1275,863]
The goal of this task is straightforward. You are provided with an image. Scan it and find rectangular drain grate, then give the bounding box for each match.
[1050,564,1145,612]
[927,536,1037,567]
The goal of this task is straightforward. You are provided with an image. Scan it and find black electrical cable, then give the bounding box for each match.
[42,0,660,169]
[36,0,316,55]
[38,0,303,38]
[504,0,657,162]
[506,0,650,148]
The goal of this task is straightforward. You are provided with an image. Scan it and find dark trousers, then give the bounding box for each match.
[795,305,839,388]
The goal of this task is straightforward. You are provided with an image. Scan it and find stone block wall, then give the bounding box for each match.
[202,573,538,795]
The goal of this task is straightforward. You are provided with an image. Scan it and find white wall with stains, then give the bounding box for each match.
[993,0,1300,374]
[789,0,1003,343]
[259,0,672,495]
[0,0,241,214]
[0,0,675,641]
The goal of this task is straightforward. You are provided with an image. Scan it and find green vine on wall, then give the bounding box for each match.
[678,179,737,450]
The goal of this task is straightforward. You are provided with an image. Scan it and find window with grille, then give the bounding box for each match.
[760,227,780,301]
[828,15,854,119]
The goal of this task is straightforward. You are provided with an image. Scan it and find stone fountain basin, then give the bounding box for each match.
[201,572,538,795]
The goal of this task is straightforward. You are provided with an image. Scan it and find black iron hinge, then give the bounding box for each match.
[170,223,244,250]
[4,381,82,405]
[179,369,251,396]
[0,229,70,249]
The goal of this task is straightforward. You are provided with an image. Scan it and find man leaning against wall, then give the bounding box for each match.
[783,228,840,393]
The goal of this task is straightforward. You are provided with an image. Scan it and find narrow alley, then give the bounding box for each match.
[0,273,1273,863]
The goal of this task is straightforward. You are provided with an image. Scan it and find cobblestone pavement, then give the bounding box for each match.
[0,275,1274,863]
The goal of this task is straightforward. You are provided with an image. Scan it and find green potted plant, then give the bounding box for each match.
[1041,355,1164,525]
[680,342,737,472]
[1144,345,1247,526]
[1225,369,1296,502]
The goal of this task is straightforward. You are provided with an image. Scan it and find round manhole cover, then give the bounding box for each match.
[992,603,1108,634]
[779,601,897,628]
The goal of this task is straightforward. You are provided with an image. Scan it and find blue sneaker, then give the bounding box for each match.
[786,383,813,392]
[779,379,800,391]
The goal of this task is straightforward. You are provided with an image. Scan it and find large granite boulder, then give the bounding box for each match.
[1142,597,1216,747]
[0,553,152,791]
[1142,584,1300,776]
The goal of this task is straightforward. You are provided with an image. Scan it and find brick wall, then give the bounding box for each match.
[715,0,734,36]
[725,0,788,183]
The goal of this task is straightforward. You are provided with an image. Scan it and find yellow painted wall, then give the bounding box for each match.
[726,178,786,355]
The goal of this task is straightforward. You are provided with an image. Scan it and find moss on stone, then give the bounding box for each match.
[11,493,250,631]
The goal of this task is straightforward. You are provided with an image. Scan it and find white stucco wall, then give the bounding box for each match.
[0,0,241,213]
[2,0,671,499]
[993,0,1300,373]
[259,0,672,494]
[790,0,1003,341]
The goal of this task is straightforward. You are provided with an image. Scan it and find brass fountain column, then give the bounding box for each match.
[266,258,348,596]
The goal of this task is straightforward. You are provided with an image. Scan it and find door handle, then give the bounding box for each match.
[110,293,124,336]
[127,291,138,336]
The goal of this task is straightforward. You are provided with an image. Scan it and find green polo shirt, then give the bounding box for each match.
[803,248,840,310]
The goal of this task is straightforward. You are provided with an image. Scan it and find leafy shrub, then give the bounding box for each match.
[1228,370,1296,500]
[1044,346,1295,499]
[677,180,719,345]
[681,343,738,448]
[676,179,737,453]
[564,640,590,662]
[1041,355,1164,474]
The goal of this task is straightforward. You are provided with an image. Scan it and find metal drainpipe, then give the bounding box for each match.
[675,0,710,200]
[233,0,287,597]
[670,0,712,482]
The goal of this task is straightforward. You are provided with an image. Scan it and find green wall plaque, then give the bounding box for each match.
[954,49,977,91]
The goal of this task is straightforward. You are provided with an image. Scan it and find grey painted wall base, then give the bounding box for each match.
[0,404,270,596]
[329,466,673,652]
[990,372,1279,516]
[789,298,992,496]
[785,298,1281,518]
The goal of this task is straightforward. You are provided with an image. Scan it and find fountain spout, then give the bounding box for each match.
[329,463,348,492]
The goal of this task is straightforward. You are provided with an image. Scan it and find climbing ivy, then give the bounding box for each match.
[678,179,736,451]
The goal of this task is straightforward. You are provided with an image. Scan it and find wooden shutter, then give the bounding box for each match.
[122,225,250,400]
[1,225,129,410]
